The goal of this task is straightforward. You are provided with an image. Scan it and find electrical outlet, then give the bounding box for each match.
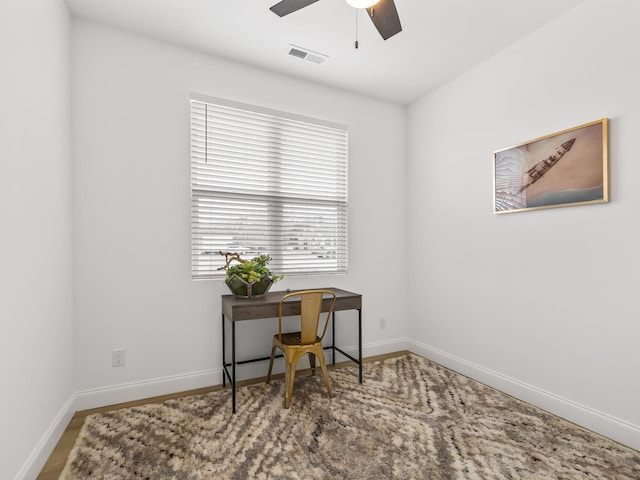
[379,316,387,329]
[112,349,126,368]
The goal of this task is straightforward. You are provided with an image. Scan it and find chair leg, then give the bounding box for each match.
[308,352,316,376]
[284,358,297,409]
[316,349,334,397]
[266,344,278,384]
[284,350,306,408]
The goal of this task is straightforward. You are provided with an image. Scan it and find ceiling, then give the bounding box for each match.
[64,0,584,105]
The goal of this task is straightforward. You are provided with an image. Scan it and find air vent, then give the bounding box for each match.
[289,48,308,59]
[288,45,328,64]
[305,54,324,64]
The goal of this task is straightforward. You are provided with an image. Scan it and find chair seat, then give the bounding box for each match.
[275,332,321,346]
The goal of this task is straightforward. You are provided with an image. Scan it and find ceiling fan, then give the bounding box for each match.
[269,0,402,44]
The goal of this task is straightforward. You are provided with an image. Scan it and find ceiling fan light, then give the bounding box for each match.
[346,0,380,9]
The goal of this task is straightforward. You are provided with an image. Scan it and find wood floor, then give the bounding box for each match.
[37,351,407,479]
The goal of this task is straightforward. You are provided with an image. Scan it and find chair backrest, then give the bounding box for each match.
[278,289,337,345]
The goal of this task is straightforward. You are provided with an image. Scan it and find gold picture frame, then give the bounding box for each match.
[493,118,609,214]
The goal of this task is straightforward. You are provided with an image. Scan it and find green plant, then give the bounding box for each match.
[226,254,284,283]
[218,251,284,284]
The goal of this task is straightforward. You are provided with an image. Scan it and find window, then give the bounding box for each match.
[190,95,348,279]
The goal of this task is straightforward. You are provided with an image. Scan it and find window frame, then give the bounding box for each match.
[190,94,349,280]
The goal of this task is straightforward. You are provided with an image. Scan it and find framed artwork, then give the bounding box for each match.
[493,118,609,214]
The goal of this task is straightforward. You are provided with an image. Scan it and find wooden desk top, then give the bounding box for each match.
[221,287,362,321]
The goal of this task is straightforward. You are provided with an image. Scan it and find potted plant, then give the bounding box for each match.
[218,251,284,299]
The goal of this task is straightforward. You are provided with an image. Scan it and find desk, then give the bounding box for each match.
[221,287,362,413]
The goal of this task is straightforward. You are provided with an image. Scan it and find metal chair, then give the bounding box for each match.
[266,289,337,408]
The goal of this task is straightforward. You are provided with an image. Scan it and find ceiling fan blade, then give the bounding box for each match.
[270,0,320,17]
[366,0,402,40]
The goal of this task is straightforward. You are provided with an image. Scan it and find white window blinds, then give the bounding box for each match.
[190,95,348,279]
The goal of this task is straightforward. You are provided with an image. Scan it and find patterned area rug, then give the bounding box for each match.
[61,354,639,479]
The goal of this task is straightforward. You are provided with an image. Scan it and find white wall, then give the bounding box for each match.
[0,1,74,479]
[71,20,407,408]
[407,0,640,449]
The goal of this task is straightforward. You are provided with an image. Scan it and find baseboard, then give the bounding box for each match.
[73,368,221,411]
[408,339,640,451]
[362,338,409,358]
[73,337,408,411]
[15,393,76,480]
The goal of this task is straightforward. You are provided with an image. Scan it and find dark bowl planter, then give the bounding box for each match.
[225,274,274,299]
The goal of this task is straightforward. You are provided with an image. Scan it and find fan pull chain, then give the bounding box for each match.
[354,8,359,49]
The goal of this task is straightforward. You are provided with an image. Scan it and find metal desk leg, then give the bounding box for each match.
[232,321,236,414]
[222,313,226,388]
[332,311,336,365]
[358,308,362,383]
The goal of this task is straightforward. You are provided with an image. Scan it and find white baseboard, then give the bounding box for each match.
[408,339,640,451]
[361,337,409,358]
[15,394,76,480]
[73,338,408,411]
[73,368,222,411]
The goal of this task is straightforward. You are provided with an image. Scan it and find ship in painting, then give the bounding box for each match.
[518,138,576,193]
